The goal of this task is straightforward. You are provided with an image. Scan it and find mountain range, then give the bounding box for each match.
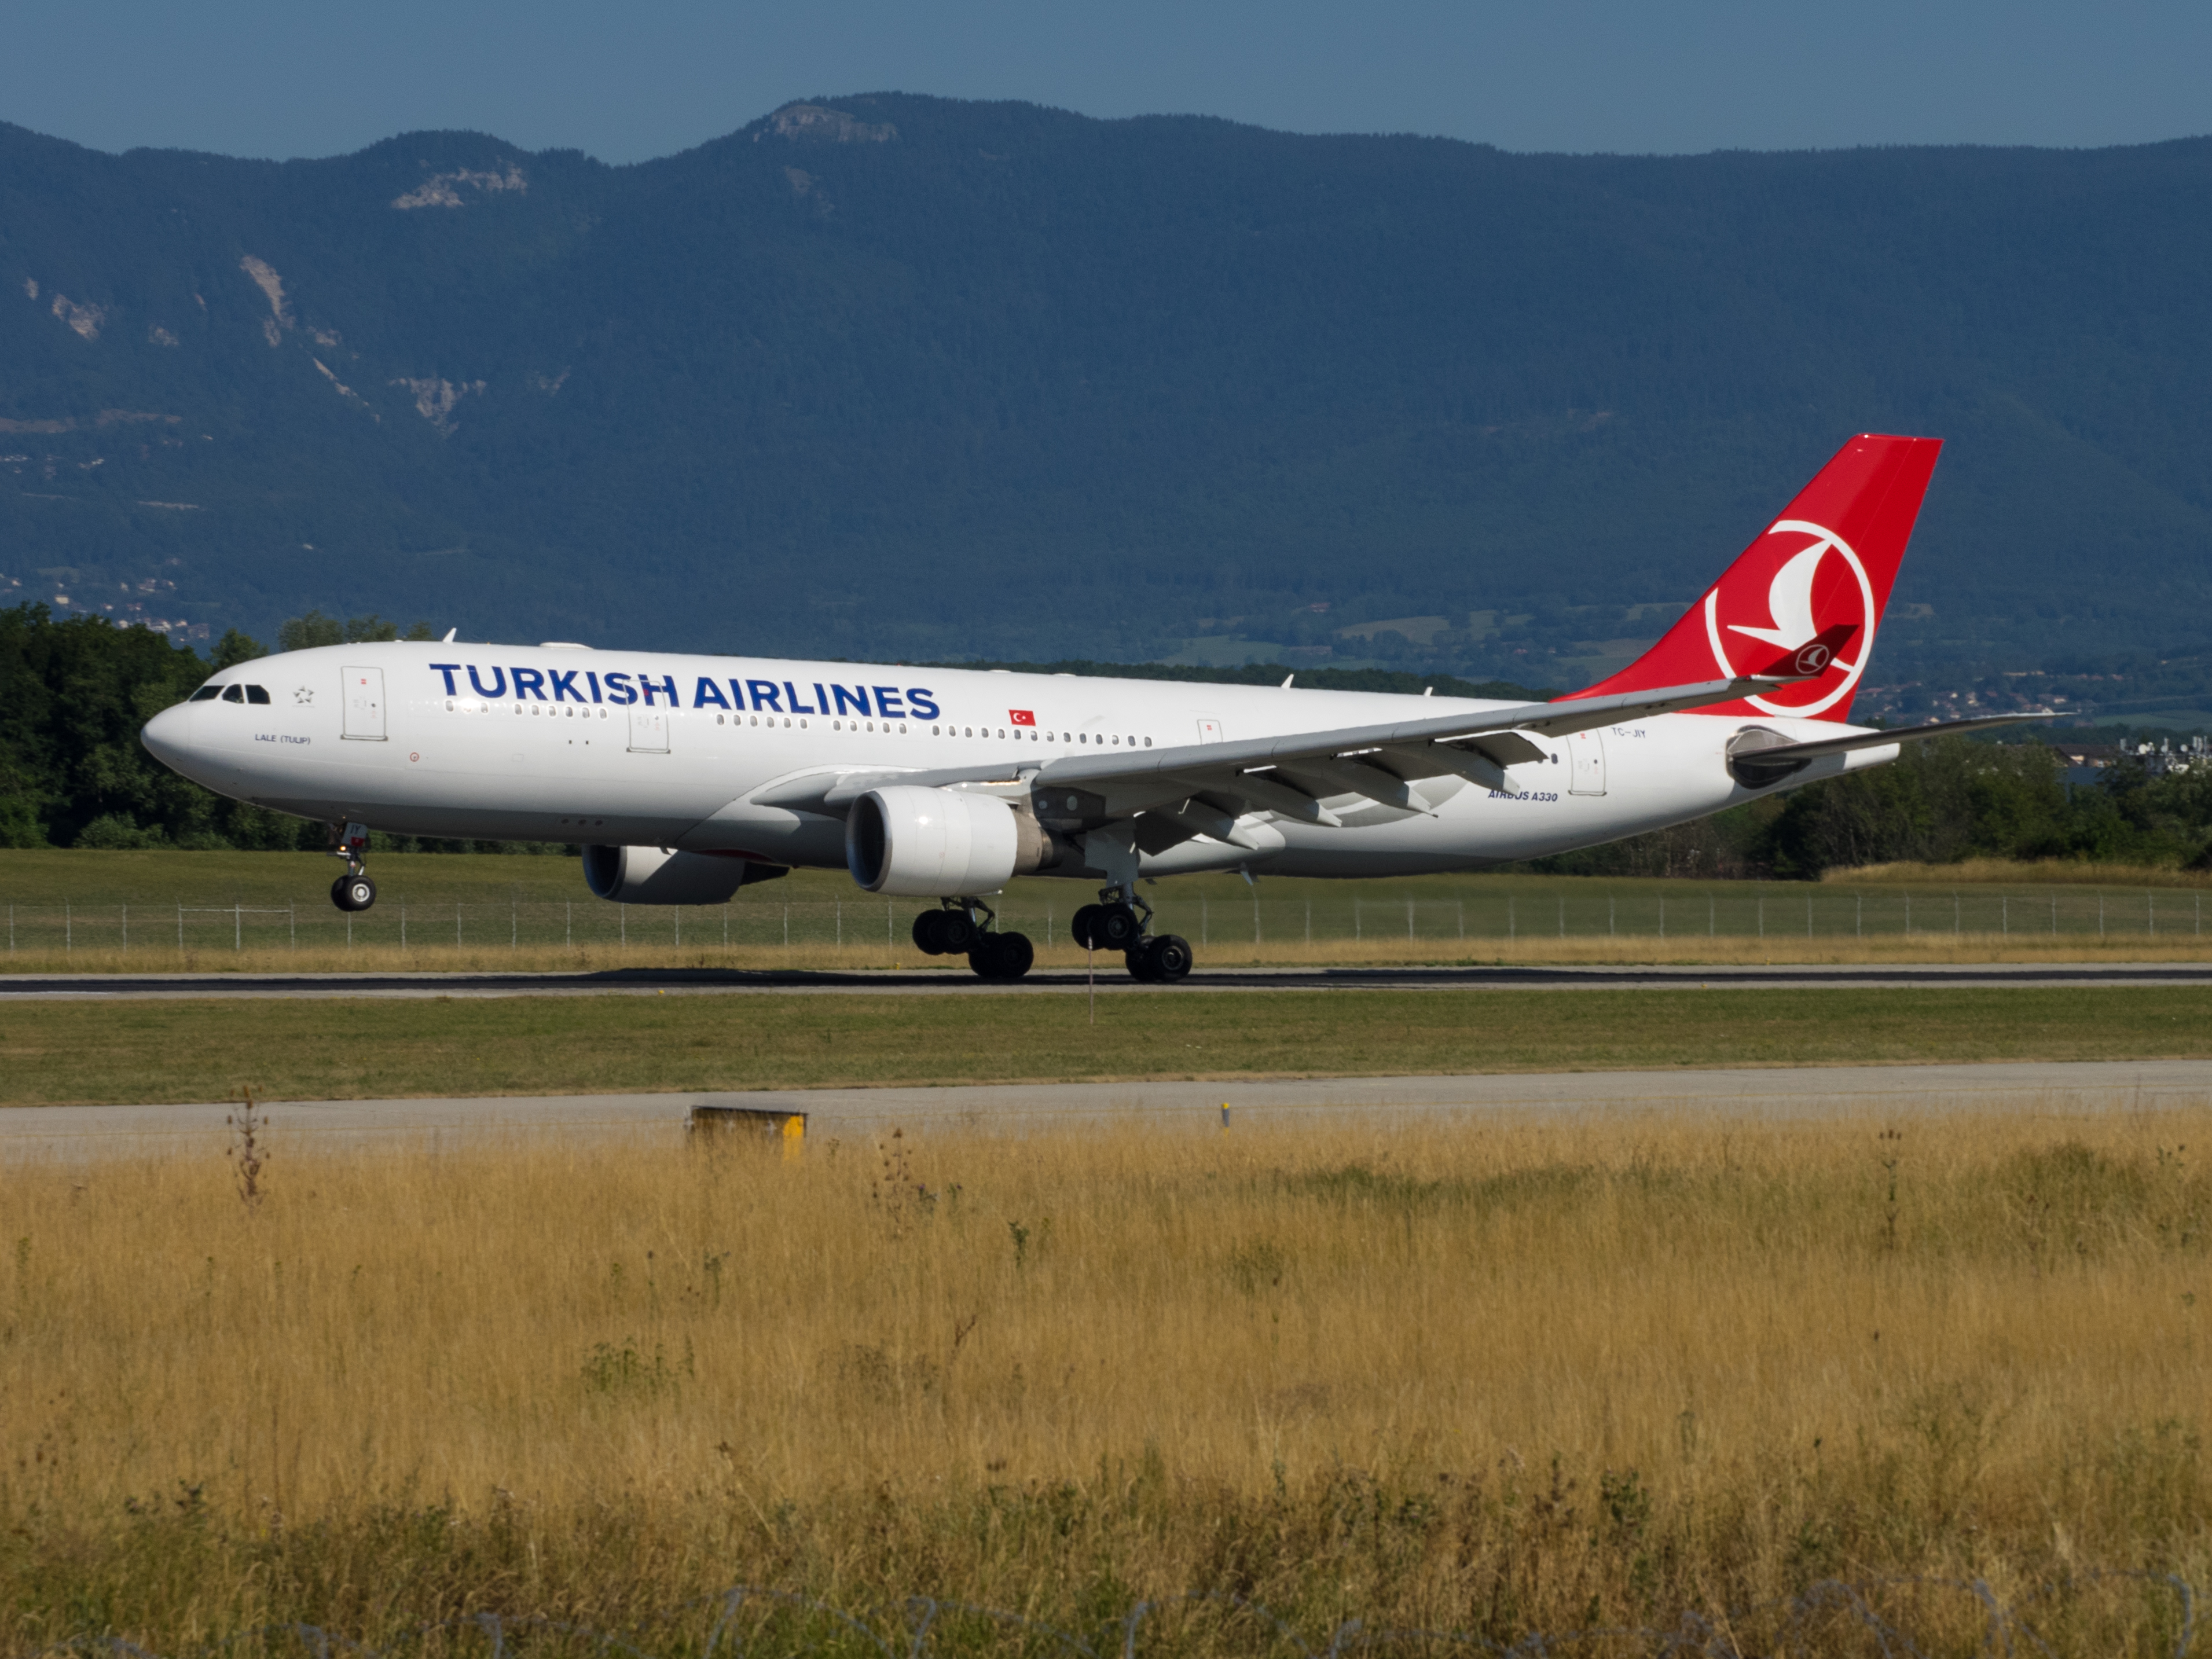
[4,95,2211,720]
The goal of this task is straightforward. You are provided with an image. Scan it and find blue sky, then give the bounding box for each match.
[3,0,2208,163]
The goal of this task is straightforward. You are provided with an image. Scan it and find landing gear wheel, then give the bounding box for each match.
[912,911,950,955]
[331,872,377,912]
[1095,903,1142,950]
[1144,933,1193,982]
[1070,904,1104,950]
[939,912,979,955]
[970,931,1035,981]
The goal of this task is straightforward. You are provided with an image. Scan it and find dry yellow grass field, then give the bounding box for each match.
[5,1108,2205,1653]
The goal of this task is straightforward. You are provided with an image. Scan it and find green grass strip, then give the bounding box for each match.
[3,986,2210,1106]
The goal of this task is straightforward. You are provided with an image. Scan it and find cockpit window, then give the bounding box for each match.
[221,685,244,704]
[190,684,223,702]
[245,685,270,704]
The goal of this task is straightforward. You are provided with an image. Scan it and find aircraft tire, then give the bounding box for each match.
[1096,903,1142,950]
[940,912,979,954]
[332,873,376,912]
[1144,933,1194,982]
[1069,904,1102,949]
[970,930,1034,981]
[912,911,948,955]
[1124,946,1158,982]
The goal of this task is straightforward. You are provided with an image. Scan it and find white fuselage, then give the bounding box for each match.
[141,642,1895,882]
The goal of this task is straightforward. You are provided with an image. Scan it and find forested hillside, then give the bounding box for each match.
[4,97,2211,712]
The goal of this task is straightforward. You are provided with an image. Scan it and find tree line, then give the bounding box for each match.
[5,604,2210,875]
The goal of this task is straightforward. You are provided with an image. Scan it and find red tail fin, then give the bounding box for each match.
[1573,434,1941,722]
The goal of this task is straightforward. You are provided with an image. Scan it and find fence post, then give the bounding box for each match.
[1407,898,1415,941]
[401,900,408,949]
[620,903,625,946]
[676,906,683,948]
[1208,895,1214,944]
[1255,894,1262,944]
[1608,894,1615,937]
[457,902,464,948]
[512,899,518,948]
[289,902,295,950]
[233,902,241,952]
[1306,898,1312,945]
[1458,898,1464,939]
[783,904,789,948]
[1508,895,1515,940]
[835,901,841,947]
[122,902,128,953]
[176,901,182,951]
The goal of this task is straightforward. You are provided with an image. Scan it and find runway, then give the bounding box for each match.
[6,1058,2206,1160]
[2,960,2211,999]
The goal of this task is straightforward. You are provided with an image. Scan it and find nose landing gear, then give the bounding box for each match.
[1073,885,1193,983]
[328,820,376,912]
[911,898,1035,981]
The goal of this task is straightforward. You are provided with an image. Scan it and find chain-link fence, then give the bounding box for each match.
[0,882,2203,959]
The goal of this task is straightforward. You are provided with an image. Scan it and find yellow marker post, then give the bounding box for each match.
[782,1112,805,1162]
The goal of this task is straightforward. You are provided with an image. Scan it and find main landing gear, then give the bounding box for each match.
[912,898,1035,981]
[328,820,377,912]
[1070,886,1193,983]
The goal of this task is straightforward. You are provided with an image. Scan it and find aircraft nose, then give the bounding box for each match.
[140,702,193,772]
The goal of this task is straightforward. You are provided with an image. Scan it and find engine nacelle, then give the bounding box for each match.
[582,845,784,905]
[845,786,1059,896]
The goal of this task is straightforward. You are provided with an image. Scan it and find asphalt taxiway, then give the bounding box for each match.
[6,1058,2206,1161]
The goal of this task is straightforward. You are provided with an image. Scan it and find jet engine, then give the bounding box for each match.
[582,845,784,905]
[845,786,1060,896]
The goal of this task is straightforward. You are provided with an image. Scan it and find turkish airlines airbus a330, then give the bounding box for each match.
[141,435,2039,982]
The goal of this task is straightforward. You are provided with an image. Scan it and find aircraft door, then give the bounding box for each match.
[1568,729,1606,795]
[628,705,670,753]
[341,666,386,740]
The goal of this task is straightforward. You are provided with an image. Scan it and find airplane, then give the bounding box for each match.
[140,434,2044,983]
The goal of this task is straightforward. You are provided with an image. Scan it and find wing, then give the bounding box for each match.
[749,673,1803,828]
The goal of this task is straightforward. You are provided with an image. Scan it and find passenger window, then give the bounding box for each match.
[245,685,270,704]
[190,685,222,702]
[221,685,244,703]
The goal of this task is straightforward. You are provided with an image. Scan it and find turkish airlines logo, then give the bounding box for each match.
[1701,517,1874,717]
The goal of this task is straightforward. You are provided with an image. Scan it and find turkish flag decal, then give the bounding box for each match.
[1010,709,1036,726]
